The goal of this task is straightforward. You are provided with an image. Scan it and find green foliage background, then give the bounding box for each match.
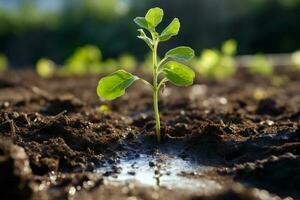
[0,0,300,67]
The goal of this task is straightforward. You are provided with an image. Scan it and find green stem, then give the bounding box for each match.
[152,36,161,143]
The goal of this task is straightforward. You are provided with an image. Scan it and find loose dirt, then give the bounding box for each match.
[0,68,299,200]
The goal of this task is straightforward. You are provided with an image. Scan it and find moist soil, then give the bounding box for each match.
[0,68,299,200]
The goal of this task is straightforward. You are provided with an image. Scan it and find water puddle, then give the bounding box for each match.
[96,153,223,191]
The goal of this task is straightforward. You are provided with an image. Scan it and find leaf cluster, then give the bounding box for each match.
[97,7,195,100]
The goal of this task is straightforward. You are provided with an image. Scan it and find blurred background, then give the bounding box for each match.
[0,0,300,68]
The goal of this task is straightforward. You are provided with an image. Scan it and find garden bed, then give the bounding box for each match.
[0,69,299,200]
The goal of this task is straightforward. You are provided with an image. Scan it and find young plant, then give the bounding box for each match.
[96,7,195,142]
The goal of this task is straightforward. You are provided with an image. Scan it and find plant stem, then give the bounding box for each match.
[152,37,161,142]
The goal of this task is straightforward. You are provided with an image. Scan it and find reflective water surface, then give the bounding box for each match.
[97,153,222,191]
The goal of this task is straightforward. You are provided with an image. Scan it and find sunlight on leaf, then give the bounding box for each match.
[163,61,195,86]
[159,18,180,42]
[97,70,139,100]
[145,7,164,29]
[165,46,195,61]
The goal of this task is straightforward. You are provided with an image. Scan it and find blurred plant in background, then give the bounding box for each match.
[140,52,162,73]
[248,54,274,77]
[100,59,118,74]
[140,53,153,73]
[247,54,289,87]
[0,54,8,72]
[0,1,60,33]
[35,44,137,77]
[36,58,56,78]
[117,53,137,72]
[1,0,300,67]
[82,0,129,19]
[291,50,300,70]
[61,45,102,75]
[98,104,111,113]
[195,39,237,80]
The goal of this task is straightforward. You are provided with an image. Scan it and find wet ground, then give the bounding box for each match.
[0,69,299,200]
[97,145,224,192]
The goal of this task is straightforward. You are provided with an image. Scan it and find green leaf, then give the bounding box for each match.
[137,29,153,49]
[145,7,163,29]
[134,17,149,30]
[97,70,139,100]
[159,18,180,42]
[165,46,195,61]
[163,61,195,86]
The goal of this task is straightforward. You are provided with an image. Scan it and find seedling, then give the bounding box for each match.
[97,7,195,142]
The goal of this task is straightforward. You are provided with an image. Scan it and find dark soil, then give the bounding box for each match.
[0,68,299,200]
